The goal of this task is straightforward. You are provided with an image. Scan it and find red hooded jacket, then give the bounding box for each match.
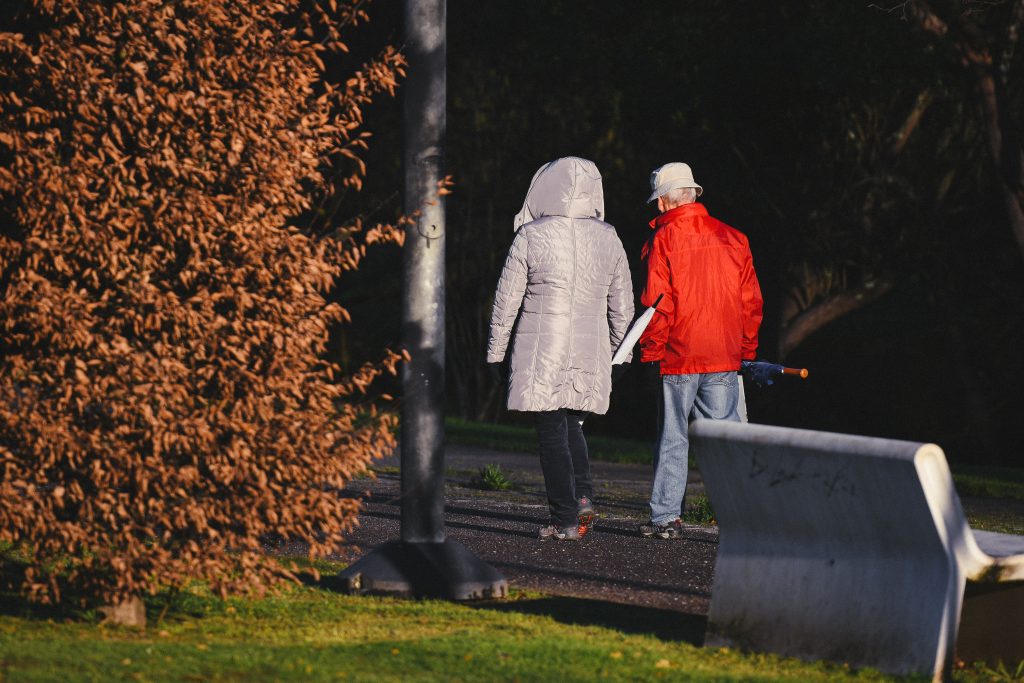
[639,203,763,374]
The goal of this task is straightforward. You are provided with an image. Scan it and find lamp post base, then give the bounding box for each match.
[337,540,508,600]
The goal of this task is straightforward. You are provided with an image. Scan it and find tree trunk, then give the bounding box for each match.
[910,0,1024,262]
[777,278,894,360]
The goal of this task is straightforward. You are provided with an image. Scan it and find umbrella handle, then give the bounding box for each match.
[781,367,809,379]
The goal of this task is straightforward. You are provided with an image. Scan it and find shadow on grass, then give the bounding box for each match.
[0,551,328,625]
[0,557,94,621]
[470,594,707,646]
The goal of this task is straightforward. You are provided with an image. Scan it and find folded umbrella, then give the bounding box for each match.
[611,294,663,366]
[740,359,809,387]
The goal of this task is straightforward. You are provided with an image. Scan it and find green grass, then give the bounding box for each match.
[951,464,1024,502]
[0,570,947,683]
[683,493,716,526]
[473,463,515,491]
[446,417,653,464]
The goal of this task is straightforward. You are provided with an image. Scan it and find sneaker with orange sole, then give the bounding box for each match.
[577,496,596,537]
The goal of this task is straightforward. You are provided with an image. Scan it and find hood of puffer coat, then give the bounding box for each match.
[513,157,605,230]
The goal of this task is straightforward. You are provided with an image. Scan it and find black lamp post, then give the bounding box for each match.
[339,0,507,600]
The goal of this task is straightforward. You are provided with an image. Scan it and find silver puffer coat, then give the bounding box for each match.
[486,157,634,414]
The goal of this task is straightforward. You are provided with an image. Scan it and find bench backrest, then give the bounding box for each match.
[690,419,971,680]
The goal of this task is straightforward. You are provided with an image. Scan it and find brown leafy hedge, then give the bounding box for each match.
[0,0,405,605]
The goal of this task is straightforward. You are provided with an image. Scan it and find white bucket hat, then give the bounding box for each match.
[647,162,703,203]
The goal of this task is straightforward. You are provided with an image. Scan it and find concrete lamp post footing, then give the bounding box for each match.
[338,540,508,600]
[98,595,146,627]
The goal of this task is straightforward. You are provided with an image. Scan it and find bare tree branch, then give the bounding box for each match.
[779,278,895,360]
[890,88,934,156]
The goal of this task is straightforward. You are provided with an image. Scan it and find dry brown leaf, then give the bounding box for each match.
[0,0,405,608]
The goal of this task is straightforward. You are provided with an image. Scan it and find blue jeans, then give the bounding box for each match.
[649,371,742,525]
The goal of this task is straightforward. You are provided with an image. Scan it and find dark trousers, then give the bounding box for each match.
[534,409,592,527]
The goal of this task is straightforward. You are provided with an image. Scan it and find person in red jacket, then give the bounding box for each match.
[638,162,763,539]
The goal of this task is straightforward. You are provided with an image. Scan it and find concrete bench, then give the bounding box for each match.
[689,419,1024,681]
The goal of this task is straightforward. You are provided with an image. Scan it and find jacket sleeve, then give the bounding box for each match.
[739,240,764,361]
[639,232,672,362]
[486,230,529,363]
[606,243,634,363]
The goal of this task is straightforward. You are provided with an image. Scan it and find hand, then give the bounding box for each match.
[611,363,629,384]
[740,359,776,388]
[487,362,504,384]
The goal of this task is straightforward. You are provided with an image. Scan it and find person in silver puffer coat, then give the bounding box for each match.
[487,156,634,540]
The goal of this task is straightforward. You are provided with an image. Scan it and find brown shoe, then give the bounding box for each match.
[638,518,682,539]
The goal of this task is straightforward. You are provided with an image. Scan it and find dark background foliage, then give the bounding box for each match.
[346,0,1024,466]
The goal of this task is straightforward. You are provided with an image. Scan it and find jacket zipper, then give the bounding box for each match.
[566,221,577,398]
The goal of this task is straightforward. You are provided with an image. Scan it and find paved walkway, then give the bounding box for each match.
[336,444,717,618]
[331,441,1024,648]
